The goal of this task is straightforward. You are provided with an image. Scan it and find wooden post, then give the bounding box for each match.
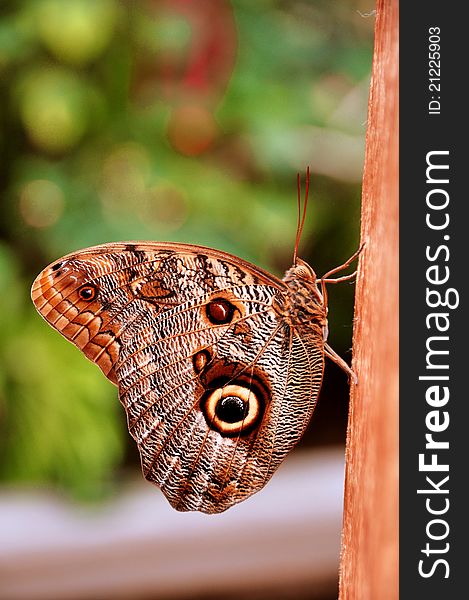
[338,1,398,599]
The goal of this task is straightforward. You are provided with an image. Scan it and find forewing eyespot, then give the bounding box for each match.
[78,284,98,302]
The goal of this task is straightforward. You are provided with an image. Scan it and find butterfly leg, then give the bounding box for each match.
[319,245,364,384]
[321,271,357,285]
[324,342,358,385]
[320,243,364,281]
[319,244,364,312]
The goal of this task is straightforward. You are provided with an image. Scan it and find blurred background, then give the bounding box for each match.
[0,1,373,598]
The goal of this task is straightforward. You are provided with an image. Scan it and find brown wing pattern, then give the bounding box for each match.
[31,242,324,513]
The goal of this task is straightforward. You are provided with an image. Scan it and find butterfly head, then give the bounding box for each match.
[288,257,317,282]
[283,257,321,295]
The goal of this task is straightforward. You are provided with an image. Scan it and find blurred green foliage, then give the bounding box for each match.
[0,0,373,500]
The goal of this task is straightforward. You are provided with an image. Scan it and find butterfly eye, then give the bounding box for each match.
[201,383,263,436]
[296,264,312,279]
[78,284,98,302]
[206,298,235,324]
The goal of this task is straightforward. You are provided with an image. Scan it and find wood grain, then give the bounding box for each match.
[338,0,398,598]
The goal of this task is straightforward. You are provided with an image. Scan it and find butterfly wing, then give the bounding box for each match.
[32,242,324,513]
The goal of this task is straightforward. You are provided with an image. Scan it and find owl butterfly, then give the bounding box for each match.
[31,169,361,514]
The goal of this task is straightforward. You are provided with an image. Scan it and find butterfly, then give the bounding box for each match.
[31,169,361,513]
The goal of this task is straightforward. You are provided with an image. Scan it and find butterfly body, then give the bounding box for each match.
[31,241,348,513]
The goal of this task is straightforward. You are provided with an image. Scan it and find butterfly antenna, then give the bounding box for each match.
[293,166,310,265]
